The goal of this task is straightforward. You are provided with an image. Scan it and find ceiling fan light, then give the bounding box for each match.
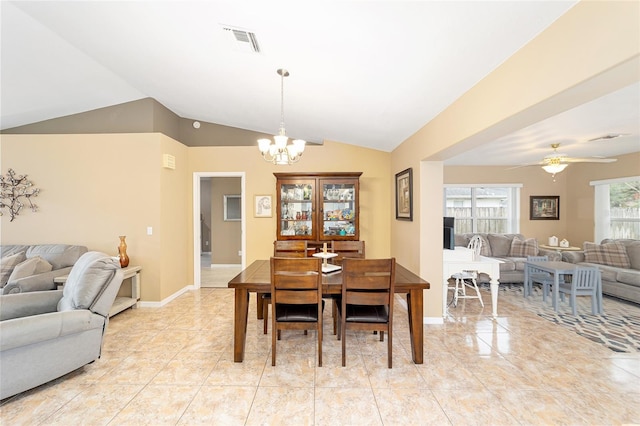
[542,163,568,174]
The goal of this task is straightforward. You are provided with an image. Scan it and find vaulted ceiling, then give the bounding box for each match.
[2,1,638,166]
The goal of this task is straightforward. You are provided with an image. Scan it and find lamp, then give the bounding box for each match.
[258,69,306,165]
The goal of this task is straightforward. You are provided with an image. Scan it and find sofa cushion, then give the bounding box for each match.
[623,241,640,271]
[1,252,26,286]
[495,258,516,272]
[583,241,631,268]
[487,234,513,257]
[7,256,53,282]
[616,270,640,287]
[57,252,120,312]
[509,238,539,257]
[26,244,87,270]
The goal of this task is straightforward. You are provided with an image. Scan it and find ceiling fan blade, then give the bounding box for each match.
[561,157,617,163]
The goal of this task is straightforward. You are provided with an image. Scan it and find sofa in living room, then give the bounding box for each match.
[0,244,88,294]
[454,233,561,284]
[562,239,640,305]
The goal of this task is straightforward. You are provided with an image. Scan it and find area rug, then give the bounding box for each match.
[498,286,640,353]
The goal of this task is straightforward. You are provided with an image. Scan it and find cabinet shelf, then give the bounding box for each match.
[275,172,361,242]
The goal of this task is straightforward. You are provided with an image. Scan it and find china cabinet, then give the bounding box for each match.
[274,172,361,246]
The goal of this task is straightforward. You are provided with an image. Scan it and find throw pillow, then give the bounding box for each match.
[0,251,26,286]
[7,256,53,283]
[583,241,631,268]
[487,234,512,257]
[509,238,539,257]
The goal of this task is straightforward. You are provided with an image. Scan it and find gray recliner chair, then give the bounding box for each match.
[0,251,124,400]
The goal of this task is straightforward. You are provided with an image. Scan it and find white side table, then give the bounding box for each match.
[54,265,142,317]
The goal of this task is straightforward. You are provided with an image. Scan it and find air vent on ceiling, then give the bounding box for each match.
[221,25,260,53]
[588,133,629,142]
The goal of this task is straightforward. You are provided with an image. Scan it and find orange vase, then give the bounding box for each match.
[118,235,129,268]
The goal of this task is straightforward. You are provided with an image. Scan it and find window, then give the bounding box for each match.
[223,194,241,221]
[591,177,639,241]
[443,185,521,234]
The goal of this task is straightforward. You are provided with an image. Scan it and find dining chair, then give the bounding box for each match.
[558,266,601,315]
[270,256,323,366]
[329,240,365,334]
[330,240,365,265]
[527,255,552,299]
[338,257,395,368]
[261,240,308,334]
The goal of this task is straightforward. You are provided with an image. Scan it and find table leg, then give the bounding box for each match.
[233,288,250,362]
[523,264,530,298]
[490,278,499,317]
[406,289,424,364]
[256,292,265,320]
[553,274,560,312]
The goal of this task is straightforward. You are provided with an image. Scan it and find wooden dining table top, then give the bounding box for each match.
[228,259,430,294]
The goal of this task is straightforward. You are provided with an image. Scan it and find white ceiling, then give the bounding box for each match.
[2,1,639,166]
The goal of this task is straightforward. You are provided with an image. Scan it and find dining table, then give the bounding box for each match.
[227,259,430,363]
[524,260,603,313]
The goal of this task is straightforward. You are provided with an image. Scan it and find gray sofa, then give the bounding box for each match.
[455,233,561,283]
[1,244,88,294]
[0,251,123,400]
[562,239,640,304]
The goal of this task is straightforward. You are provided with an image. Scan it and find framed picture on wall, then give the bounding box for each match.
[395,168,413,221]
[530,195,560,220]
[254,194,272,218]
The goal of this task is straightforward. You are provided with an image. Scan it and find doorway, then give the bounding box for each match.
[192,172,246,289]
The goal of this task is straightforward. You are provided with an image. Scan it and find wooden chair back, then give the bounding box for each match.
[270,256,323,366]
[340,257,395,368]
[273,240,308,257]
[330,240,365,265]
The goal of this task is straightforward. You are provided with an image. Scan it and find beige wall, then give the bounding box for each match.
[0,135,391,303]
[186,141,391,286]
[0,133,188,302]
[443,151,640,244]
[211,177,241,264]
[391,0,639,318]
[564,151,640,245]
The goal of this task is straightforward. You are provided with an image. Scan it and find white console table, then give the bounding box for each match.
[54,265,141,317]
[443,248,502,317]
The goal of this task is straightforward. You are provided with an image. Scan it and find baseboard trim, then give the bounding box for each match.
[138,285,195,308]
[209,264,242,268]
[424,317,444,324]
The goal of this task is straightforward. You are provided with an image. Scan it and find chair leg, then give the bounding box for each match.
[387,327,392,369]
[263,299,269,334]
[341,318,347,367]
[318,323,323,367]
[272,324,277,366]
[470,278,483,307]
[379,330,384,342]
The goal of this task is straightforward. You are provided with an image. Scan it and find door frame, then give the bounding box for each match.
[192,171,246,288]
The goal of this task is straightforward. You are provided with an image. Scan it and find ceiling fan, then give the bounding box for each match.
[519,143,617,176]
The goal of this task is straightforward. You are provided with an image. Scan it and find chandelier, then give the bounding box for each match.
[541,158,568,175]
[258,69,306,165]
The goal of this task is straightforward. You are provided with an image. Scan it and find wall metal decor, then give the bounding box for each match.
[0,169,40,221]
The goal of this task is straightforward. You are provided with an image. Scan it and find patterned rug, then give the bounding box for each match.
[498,286,640,353]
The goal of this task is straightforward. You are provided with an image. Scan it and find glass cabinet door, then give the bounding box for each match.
[278,180,315,239]
[321,179,357,240]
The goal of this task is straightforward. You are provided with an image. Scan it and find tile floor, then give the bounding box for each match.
[1,283,639,425]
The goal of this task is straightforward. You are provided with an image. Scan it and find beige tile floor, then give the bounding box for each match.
[2,283,639,425]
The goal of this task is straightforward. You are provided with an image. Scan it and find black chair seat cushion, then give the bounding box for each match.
[339,304,389,323]
[275,300,325,322]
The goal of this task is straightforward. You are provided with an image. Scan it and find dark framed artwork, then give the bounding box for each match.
[395,168,413,221]
[530,195,560,220]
